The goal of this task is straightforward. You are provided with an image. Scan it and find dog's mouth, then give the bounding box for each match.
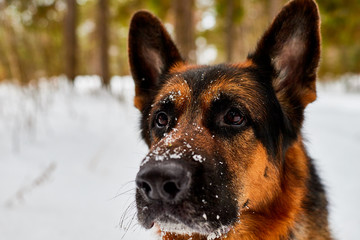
[143,212,232,237]
[139,201,199,230]
[156,214,203,233]
[137,199,233,237]
[156,215,232,237]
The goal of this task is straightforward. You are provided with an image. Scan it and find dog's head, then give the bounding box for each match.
[128,0,320,237]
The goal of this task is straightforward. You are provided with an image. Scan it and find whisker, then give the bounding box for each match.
[111,188,136,200]
[114,180,135,193]
[119,201,136,230]
[130,222,141,232]
[120,205,137,226]
[121,211,138,239]
[126,212,138,233]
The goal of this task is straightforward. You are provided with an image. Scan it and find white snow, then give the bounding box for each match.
[193,154,206,162]
[304,85,360,240]
[0,76,359,240]
[0,76,155,240]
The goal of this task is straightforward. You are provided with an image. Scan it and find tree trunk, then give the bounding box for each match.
[225,0,235,62]
[97,0,110,88]
[64,0,77,83]
[173,0,196,63]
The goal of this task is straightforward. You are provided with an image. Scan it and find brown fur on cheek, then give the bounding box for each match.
[225,138,309,240]
[222,130,281,213]
[240,144,281,212]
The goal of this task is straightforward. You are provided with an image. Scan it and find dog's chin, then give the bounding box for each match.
[155,216,232,239]
[157,221,200,235]
[138,204,235,237]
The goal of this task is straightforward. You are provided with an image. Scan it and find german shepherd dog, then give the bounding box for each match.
[128,0,332,239]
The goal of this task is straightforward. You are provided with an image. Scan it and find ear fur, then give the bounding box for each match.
[128,11,183,111]
[249,0,321,134]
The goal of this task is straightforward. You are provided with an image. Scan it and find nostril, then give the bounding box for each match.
[138,181,151,195]
[163,181,180,198]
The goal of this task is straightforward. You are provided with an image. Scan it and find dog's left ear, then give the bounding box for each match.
[128,11,184,112]
[249,0,320,111]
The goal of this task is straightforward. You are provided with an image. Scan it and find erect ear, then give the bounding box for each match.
[128,11,184,111]
[249,0,320,114]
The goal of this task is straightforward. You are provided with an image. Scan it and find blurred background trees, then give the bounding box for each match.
[64,0,77,83]
[0,0,359,85]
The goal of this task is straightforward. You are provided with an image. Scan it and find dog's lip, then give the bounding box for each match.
[139,205,235,236]
[141,211,175,229]
[143,220,154,229]
[155,214,197,232]
[140,204,191,229]
[155,214,233,237]
[141,211,156,229]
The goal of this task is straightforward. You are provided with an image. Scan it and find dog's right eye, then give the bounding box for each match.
[155,112,169,128]
[223,108,246,127]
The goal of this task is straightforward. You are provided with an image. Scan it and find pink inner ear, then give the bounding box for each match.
[143,47,164,81]
[273,35,306,84]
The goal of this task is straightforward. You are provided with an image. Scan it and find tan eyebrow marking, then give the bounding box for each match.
[154,77,191,111]
[200,76,266,121]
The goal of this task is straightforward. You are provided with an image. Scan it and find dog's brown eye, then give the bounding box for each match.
[155,112,169,128]
[224,109,245,126]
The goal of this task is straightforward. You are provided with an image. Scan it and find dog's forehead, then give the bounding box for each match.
[156,63,269,118]
[172,64,249,94]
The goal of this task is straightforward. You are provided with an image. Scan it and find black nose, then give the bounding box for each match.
[136,162,191,203]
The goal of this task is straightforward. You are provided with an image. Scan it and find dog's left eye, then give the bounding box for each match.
[155,112,169,128]
[223,109,246,126]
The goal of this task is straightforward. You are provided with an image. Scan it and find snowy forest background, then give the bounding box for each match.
[0,0,360,240]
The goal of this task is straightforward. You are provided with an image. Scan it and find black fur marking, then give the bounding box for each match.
[264,166,269,178]
[242,199,250,209]
[302,158,330,228]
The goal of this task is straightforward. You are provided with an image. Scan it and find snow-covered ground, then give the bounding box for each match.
[0,76,359,240]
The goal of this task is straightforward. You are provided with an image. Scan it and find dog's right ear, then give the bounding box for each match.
[128,11,183,111]
[248,0,320,138]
